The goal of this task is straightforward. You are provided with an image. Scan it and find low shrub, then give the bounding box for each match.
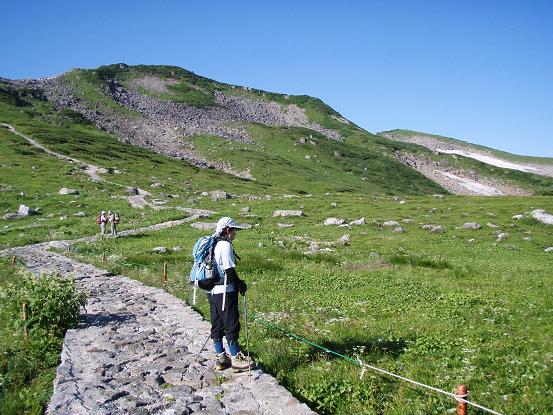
[0,272,86,414]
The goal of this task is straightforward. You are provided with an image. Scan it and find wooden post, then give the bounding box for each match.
[12,256,16,266]
[22,303,28,340]
[163,261,168,290]
[456,384,468,415]
[102,252,106,262]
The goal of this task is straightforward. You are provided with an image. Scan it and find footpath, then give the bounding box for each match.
[2,220,315,415]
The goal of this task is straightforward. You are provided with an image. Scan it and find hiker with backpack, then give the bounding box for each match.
[109,211,120,236]
[97,211,108,238]
[190,217,255,372]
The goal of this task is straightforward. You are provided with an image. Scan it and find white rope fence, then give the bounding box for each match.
[355,356,505,415]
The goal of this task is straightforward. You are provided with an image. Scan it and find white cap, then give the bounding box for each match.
[215,217,244,235]
[101,211,106,214]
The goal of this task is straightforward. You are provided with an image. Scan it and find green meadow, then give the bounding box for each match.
[63,194,553,414]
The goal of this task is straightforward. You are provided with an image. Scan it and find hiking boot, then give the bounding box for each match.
[231,352,255,373]
[215,352,231,370]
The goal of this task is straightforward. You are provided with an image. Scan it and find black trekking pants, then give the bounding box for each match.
[208,291,240,342]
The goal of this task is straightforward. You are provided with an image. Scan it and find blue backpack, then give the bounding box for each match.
[189,236,221,301]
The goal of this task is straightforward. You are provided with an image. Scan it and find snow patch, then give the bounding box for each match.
[435,170,503,196]
[436,149,538,173]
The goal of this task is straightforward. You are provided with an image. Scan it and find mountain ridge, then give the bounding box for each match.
[2,63,552,196]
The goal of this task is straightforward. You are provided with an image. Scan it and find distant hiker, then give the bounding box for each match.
[97,211,108,238]
[109,211,120,236]
[209,217,254,372]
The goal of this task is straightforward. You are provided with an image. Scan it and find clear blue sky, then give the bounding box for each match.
[2,0,552,157]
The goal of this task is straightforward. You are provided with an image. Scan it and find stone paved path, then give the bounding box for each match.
[2,225,316,414]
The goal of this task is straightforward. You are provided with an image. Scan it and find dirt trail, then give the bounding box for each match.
[1,218,315,415]
[1,123,154,207]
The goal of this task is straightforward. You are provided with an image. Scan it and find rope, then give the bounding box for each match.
[254,314,505,415]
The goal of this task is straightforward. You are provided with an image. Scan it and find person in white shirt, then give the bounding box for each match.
[209,217,255,372]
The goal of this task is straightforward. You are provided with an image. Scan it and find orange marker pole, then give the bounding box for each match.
[22,303,28,340]
[456,384,468,415]
[163,261,168,290]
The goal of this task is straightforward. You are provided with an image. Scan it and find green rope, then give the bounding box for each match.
[252,312,360,366]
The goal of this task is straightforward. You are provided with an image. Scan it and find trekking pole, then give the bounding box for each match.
[221,273,228,311]
[195,332,212,363]
[243,294,251,376]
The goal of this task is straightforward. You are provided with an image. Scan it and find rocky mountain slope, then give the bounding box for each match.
[379,129,553,195]
[2,64,552,195]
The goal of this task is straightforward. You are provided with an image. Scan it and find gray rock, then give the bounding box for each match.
[402,218,415,224]
[337,234,350,245]
[151,182,164,188]
[74,211,86,217]
[18,204,37,216]
[59,188,80,195]
[392,226,406,233]
[190,222,217,231]
[273,210,303,218]
[240,207,250,214]
[153,246,169,254]
[512,214,524,220]
[422,224,445,234]
[349,217,365,226]
[487,223,499,228]
[277,223,294,228]
[211,190,230,201]
[324,217,345,226]
[330,202,337,208]
[125,187,140,195]
[382,220,400,227]
[544,247,553,252]
[462,222,481,230]
[496,233,508,242]
[531,209,553,225]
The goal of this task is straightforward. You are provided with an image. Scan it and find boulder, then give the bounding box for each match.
[74,211,86,217]
[349,217,366,226]
[392,226,406,233]
[324,217,345,226]
[153,247,169,254]
[273,210,304,218]
[211,190,231,201]
[462,222,481,230]
[277,223,294,228]
[190,222,217,231]
[240,207,250,214]
[18,204,37,216]
[382,220,400,227]
[402,218,415,224]
[125,187,139,195]
[422,224,445,234]
[496,233,508,242]
[544,247,553,252]
[430,225,445,234]
[151,182,164,188]
[486,223,499,228]
[337,234,350,245]
[512,214,524,220]
[531,209,553,225]
[59,188,79,195]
